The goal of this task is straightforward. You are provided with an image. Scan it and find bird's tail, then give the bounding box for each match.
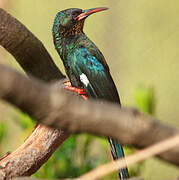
[108,137,129,179]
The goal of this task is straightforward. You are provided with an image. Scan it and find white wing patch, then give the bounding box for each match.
[80,73,89,87]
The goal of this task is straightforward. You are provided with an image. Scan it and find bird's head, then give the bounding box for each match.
[53,7,108,37]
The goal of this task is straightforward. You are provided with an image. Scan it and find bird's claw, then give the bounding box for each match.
[65,85,85,95]
[63,81,88,100]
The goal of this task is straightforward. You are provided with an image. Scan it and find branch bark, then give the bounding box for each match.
[0,8,70,179]
[0,124,70,179]
[0,8,65,81]
[0,64,178,168]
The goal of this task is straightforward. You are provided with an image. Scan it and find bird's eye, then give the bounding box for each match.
[72,12,79,18]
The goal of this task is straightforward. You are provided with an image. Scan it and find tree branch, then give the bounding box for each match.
[0,8,65,81]
[0,124,70,179]
[0,64,178,168]
[0,8,70,179]
[80,134,179,180]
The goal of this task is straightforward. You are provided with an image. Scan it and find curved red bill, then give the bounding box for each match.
[75,7,108,21]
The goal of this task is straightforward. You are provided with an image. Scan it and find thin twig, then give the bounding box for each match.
[80,134,179,180]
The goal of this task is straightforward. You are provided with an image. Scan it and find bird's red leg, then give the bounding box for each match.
[63,81,88,100]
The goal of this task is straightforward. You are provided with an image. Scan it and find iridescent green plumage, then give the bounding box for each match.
[52,8,129,179]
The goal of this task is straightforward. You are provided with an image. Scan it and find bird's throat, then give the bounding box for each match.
[53,31,81,75]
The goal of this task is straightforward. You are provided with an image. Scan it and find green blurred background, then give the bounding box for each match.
[0,0,179,179]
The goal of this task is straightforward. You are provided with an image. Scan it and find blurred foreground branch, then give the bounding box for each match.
[0,65,179,168]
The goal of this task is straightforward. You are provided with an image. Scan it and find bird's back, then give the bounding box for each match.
[65,34,121,104]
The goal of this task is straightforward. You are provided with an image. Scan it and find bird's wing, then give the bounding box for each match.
[70,47,121,104]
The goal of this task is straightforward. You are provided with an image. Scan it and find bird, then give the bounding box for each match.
[52,7,129,179]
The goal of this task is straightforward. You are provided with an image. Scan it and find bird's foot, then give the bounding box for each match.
[65,85,85,95]
[63,81,88,100]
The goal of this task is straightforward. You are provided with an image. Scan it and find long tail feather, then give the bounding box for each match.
[108,137,129,179]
